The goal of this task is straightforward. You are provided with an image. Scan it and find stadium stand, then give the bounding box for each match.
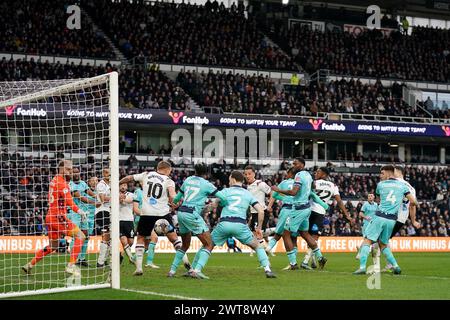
[176,69,444,117]
[266,23,450,83]
[0,0,116,59]
[3,58,447,118]
[85,0,296,70]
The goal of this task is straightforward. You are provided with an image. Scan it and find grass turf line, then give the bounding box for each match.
[3,252,450,300]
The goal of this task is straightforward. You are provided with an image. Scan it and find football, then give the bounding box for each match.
[154,219,170,236]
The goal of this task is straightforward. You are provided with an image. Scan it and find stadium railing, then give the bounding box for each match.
[0,52,123,68]
[223,111,450,125]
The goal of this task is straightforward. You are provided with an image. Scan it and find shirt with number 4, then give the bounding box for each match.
[133,171,175,217]
[376,178,410,218]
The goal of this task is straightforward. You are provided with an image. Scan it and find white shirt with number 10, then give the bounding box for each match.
[133,171,175,217]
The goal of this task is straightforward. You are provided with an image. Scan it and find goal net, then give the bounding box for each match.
[0,72,120,298]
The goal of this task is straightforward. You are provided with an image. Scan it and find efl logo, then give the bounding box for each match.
[309,119,323,130]
[442,126,450,137]
[5,105,17,116]
[168,111,184,124]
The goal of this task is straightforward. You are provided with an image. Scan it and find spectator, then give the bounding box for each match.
[290,73,299,85]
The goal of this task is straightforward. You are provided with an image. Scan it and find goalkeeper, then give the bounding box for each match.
[22,160,87,277]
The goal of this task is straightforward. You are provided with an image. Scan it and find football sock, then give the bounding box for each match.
[359,244,371,270]
[97,241,109,265]
[194,248,211,272]
[70,237,84,264]
[303,248,312,264]
[191,250,201,270]
[256,247,270,268]
[31,246,54,266]
[312,247,323,259]
[382,247,399,268]
[78,236,89,261]
[268,238,277,251]
[146,242,157,264]
[135,244,145,272]
[287,249,297,265]
[170,249,186,273]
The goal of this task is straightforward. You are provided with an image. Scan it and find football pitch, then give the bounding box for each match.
[2,252,450,300]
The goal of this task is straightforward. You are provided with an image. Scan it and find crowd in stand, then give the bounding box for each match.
[176,69,444,117]
[0,59,193,111]
[86,0,295,70]
[2,0,450,86]
[269,23,450,83]
[1,148,448,238]
[119,66,193,111]
[0,0,115,59]
[2,57,449,119]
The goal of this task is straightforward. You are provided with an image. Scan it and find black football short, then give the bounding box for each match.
[95,210,110,233]
[390,221,405,238]
[250,211,270,232]
[119,221,135,238]
[308,211,324,235]
[136,214,175,237]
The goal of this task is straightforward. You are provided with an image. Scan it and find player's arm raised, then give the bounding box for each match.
[119,175,135,185]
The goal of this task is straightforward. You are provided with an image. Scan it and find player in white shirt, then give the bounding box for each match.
[119,183,135,265]
[244,166,272,256]
[301,167,351,270]
[119,161,190,276]
[96,168,111,268]
[382,165,420,272]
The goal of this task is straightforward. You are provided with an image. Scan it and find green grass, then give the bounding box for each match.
[3,252,450,300]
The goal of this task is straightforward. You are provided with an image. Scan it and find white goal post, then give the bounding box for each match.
[0,72,120,298]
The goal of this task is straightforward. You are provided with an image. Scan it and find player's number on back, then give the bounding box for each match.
[316,189,331,201]
[386,190,396,204]
[228,196,241,212]
[147,182,163,199]
[184,186,200,202]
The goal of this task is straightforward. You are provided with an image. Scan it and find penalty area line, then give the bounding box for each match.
[118,288,202,300]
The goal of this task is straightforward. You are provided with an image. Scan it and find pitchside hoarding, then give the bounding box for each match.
[1,236,449,254]
[2,105,449,138]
